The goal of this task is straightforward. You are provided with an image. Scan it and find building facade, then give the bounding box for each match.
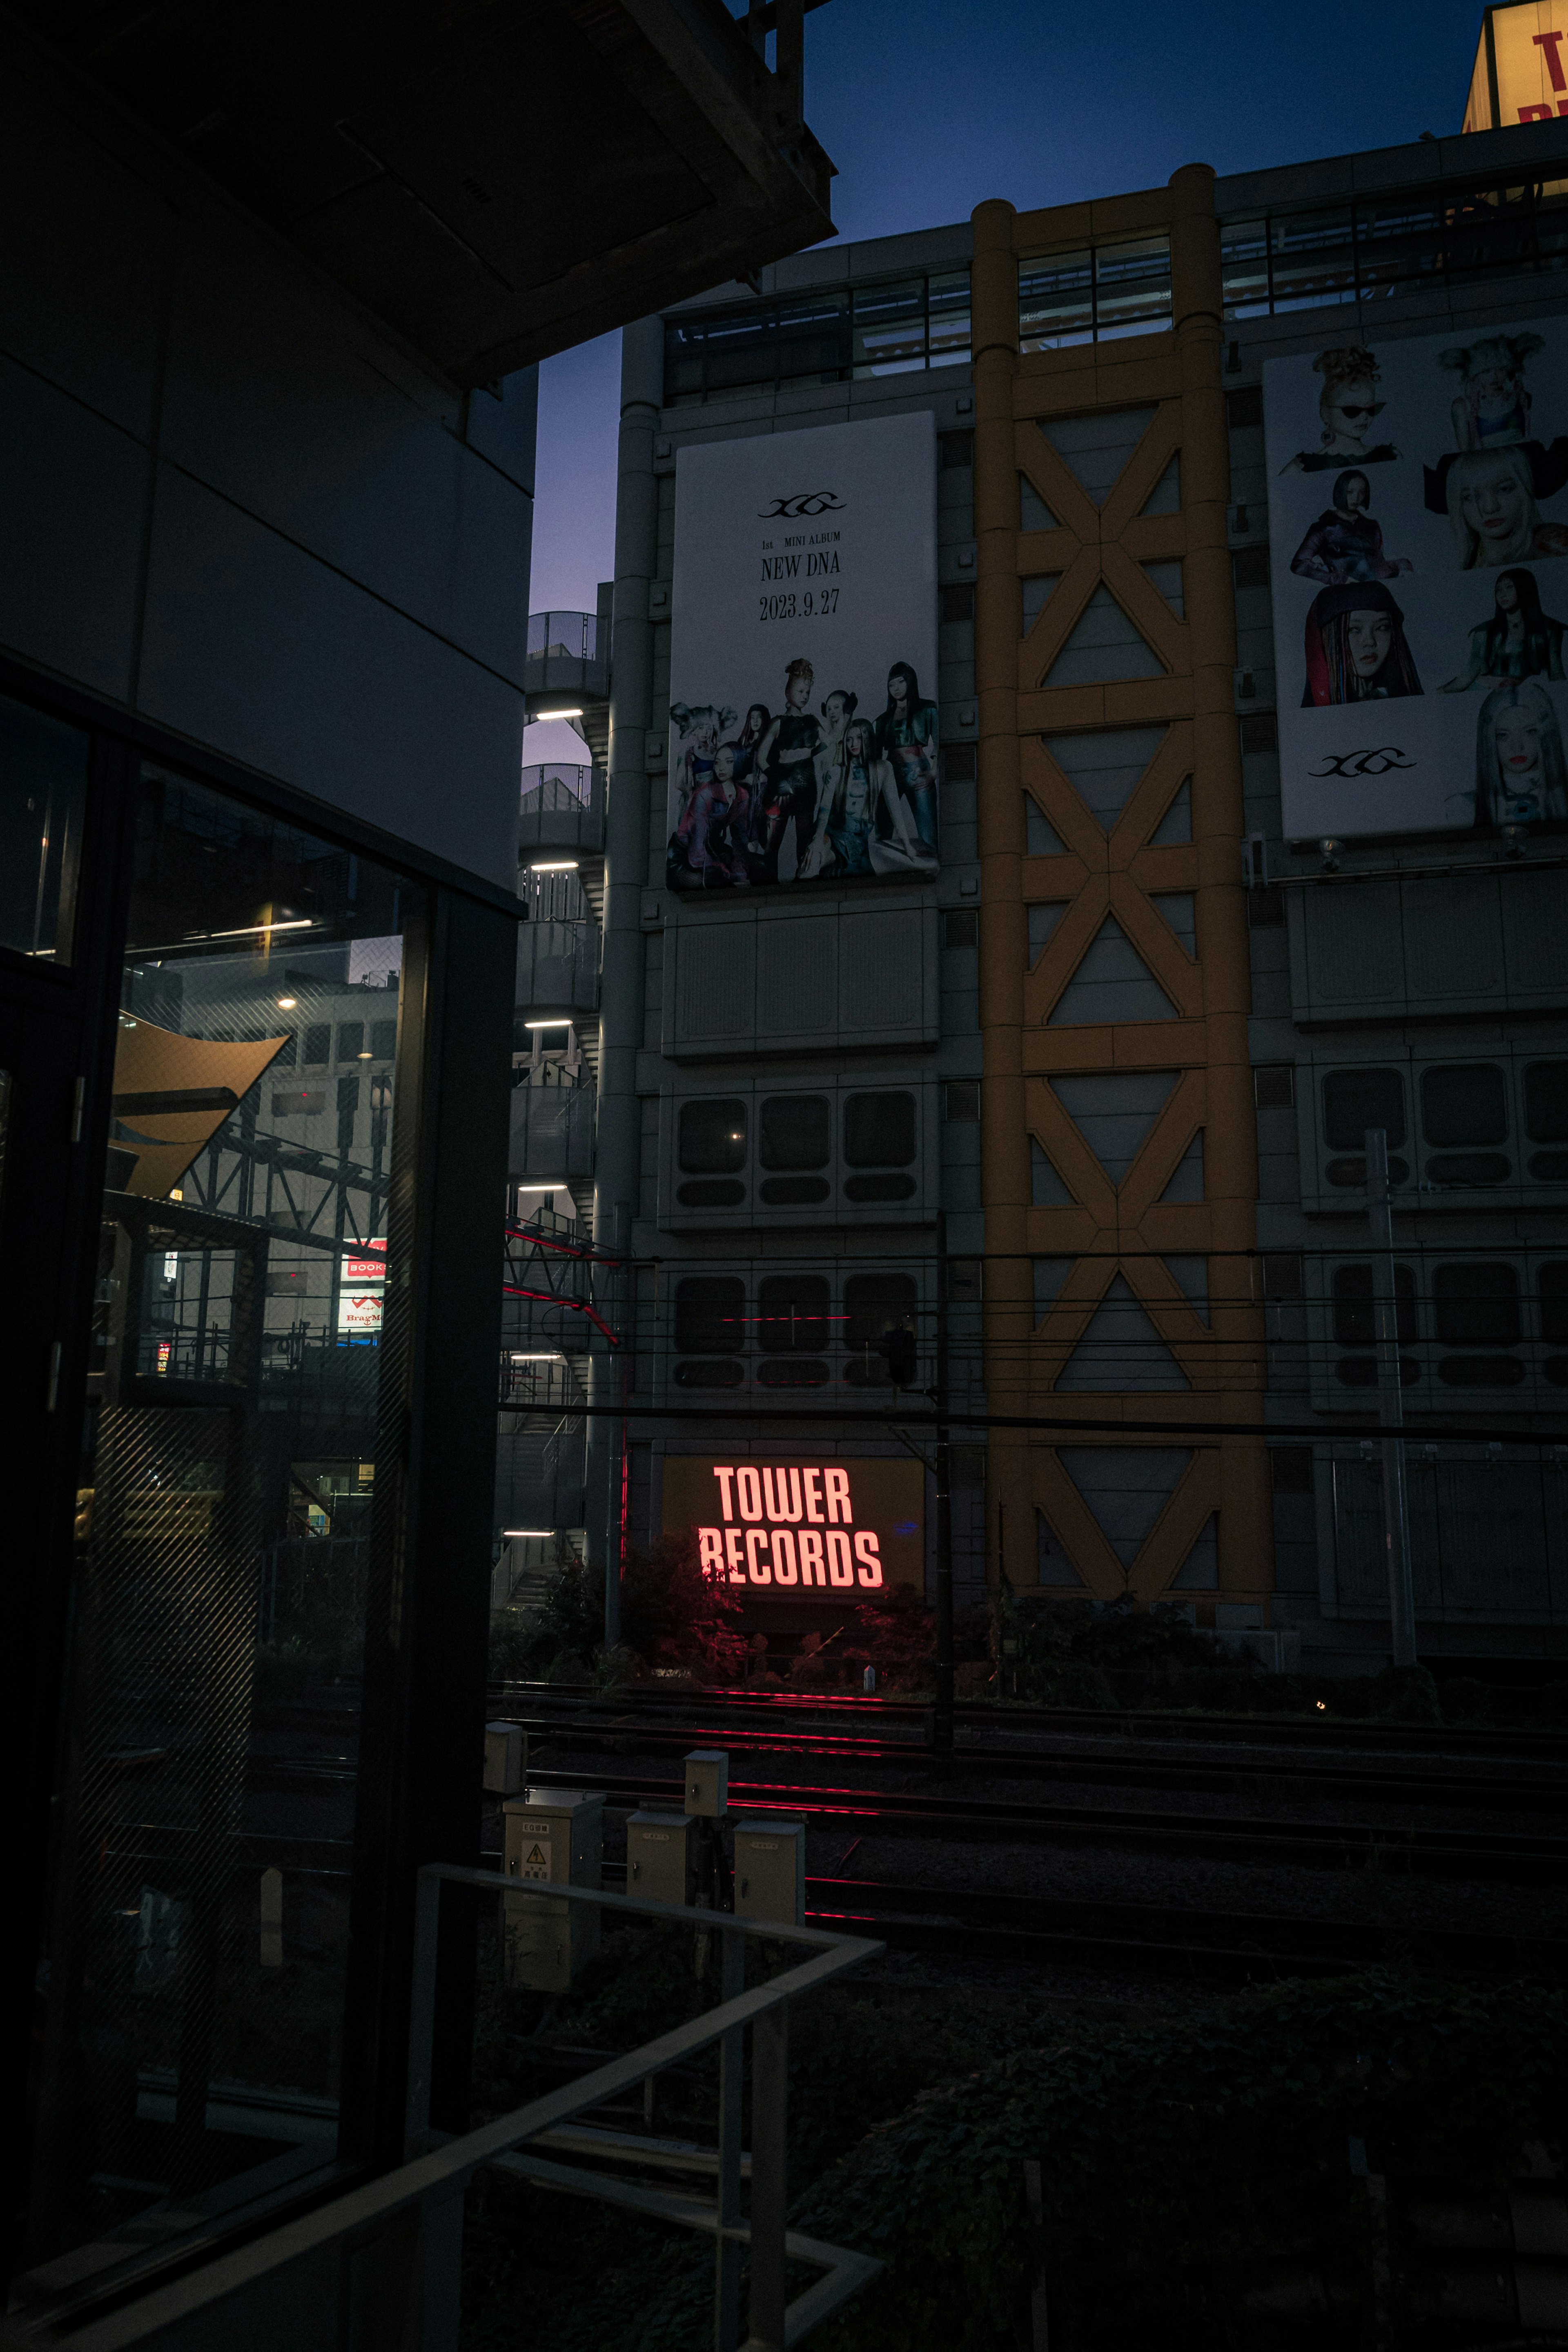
[574,118,1568,1670]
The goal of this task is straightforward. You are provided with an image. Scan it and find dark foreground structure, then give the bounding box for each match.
[0,2,835,2336]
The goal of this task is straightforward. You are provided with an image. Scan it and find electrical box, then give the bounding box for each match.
[683,1749,728,1819]
[733,1819,806,1929]
[484,1721,525,1795]
[501,1787,604,1991]
[626,1811,696,1908]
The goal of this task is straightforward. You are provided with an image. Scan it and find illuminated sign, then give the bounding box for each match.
[337,1290,383,1335]
[660,1456,924,1598]
[1465,3,1568,130]
[342,1241,387,1283]
[665,414,939,896]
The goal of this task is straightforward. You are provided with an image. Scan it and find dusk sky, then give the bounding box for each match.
[525,0,1488,766]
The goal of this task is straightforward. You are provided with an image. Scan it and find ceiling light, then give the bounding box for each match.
[502,1529,555,1538]
[276,995,297,1009]
[510,1352,565,1361]
[533,706,583,720]
[530,858,579,873]
[514,1180,569,1189]
[523,1019,572,1031]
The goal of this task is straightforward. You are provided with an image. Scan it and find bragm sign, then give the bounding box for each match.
[661,1456,924,1598]
[1265,314,1568,838]
[665,413,938,895]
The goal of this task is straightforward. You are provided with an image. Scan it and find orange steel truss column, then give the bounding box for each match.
[972,165,1272,1625]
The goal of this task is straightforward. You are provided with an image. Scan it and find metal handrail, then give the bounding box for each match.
[406,1866,884,2352]
[65,1869,882,2352]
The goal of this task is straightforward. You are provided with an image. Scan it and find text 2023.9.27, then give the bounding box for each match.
[758,588,840,623]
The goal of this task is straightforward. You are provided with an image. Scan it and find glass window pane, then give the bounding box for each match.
[775,291,849,384]
[1525,1061,1568,1141]
[1421,1063,1508,1147]
[1220,219,1269,317]
[0,689,89,965]
[1019,250,1093,350]
[1542,1262,1568,1346]
[758,1093,831,1169]
[1332,1260,1418,1347]
[1322,1067,1406,1151]
[1447,182,1536,276]
[702,303,780,393]
[852,279,926,375]
[927,271,971,366]
[675,1275,745,1354]
[1433,1260,1520,1346]
[844,1271,918,1350]
[678,1098,748,1173]
[843,1090,917,1167]
[1270,207,1355,310]
[31,761,419,2284]
[1093,236,1172,335]
[757,1272,830,1352]
[1355,191,1444,300]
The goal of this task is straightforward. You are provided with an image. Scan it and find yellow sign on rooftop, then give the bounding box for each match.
[1466,1,1568,130]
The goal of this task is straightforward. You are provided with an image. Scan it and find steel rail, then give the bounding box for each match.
[497,1767,1568,1881]
[489,1679,1568,1761]
[497,1709,1567,1814]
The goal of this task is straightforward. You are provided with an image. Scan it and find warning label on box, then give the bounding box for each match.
[518,1837,551,1882]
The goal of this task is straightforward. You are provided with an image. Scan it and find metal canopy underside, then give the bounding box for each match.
[26,0,836,383]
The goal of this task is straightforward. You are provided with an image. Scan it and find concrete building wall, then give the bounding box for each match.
[597,230,990,1608]
[0,33,536,890]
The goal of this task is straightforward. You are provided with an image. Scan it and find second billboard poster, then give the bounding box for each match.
[665,411,939,893]
[1265,314,1568,841]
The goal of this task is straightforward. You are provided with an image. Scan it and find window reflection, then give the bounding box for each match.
[25,764,420,2298]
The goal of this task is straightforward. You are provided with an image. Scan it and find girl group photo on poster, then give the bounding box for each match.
[666,654,940,892]
[1267,325,1568,834]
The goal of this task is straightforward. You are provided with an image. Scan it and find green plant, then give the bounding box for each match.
[796,1971,1568,2352]
[618,1534,747,1679]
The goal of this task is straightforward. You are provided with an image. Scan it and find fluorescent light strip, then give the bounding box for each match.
[502,1529,555,1538]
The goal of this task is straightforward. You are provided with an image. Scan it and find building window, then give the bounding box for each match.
[1332,1262,1419,1347]
[843,1090,917,1202]
[1322,1067,1406,1150]
[1220,174,1568,319]
[757,1093,831,1206]
[1432,1261,1521,1348]
[1018,236,1172,351]
[662,269,971,406]
[844,1271,918,1384]
[674,1275,745,1355]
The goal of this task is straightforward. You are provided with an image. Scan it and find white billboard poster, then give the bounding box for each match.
[1265,321,1568,840]
[666,412,938,892]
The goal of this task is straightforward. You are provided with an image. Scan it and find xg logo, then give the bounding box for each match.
[1307,747,1415,778]
[758,490,845,519]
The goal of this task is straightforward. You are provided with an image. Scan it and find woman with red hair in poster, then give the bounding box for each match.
[1302,581,1423,705]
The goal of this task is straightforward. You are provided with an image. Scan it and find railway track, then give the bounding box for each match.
[491,1708,1568,1817]
[489,1679,1568,1762]
[499,1762,1568,1882]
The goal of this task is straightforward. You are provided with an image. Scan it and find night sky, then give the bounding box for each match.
[524,0,1487,767]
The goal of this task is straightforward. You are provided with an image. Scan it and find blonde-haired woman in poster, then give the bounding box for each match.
[801,716,925,878]
[1446,448,1568,567]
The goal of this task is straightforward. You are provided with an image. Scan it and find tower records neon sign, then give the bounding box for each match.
[661,1456,924,1598]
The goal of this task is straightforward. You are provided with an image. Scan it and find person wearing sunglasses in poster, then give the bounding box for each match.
[1279,347,1400,475]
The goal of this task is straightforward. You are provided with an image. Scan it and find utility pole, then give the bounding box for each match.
[1365,1128,1416,1669]
[933,1211,954,1755]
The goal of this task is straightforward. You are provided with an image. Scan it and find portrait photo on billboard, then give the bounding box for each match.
[664,413,940,894]
[1265,322,1568,838]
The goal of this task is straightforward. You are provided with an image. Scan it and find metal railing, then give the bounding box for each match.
[519,762,604,854]
[68,1869,883,2350]
[524,611,609,708]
